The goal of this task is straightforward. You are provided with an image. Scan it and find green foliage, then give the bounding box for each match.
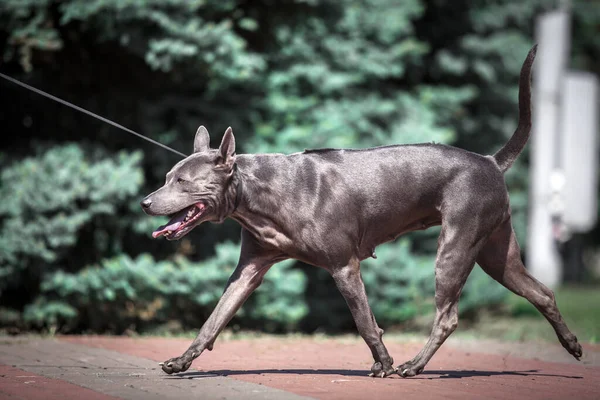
[361,240,435,325]
[0,143,144,293]
[472,286,600,344]
[249,0,455,154]
[246,260,310,332]
[2,0,264,83]
[25,241,307,333]
[23,300,78,330]
[461,269,511,313]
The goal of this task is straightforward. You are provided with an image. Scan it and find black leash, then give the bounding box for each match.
[0,72,187,158]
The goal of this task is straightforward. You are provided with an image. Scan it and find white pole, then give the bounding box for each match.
[527,10,570,288]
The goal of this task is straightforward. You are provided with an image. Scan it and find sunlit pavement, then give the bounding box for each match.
[1,335,599,400]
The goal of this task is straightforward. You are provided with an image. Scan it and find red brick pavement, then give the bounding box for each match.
[63,336,600,400]
[0,364,117,400]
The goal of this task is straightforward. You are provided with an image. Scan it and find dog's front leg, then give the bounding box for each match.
[160,231,281,374]
[331,259,395,378]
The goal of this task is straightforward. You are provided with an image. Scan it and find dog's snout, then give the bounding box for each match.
[141,198,152,209]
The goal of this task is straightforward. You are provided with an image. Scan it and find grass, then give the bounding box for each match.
[455,286,600,344]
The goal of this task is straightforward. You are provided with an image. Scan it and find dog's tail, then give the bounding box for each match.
[493,45,537,173]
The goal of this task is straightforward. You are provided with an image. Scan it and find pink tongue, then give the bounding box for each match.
[152,209,188,238]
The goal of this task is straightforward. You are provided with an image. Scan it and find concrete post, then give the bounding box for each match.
[527,10,570,288]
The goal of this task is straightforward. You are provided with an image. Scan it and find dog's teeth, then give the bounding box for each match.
[184,208,196,222]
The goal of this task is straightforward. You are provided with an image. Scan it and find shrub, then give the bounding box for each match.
[26,241,308,333]
[0,143,144,299]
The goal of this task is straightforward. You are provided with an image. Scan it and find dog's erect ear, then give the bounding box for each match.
[217,127,236,166]
[193,125,211,153]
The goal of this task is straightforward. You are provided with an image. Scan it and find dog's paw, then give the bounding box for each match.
[560,334,583,360]
[571,343,583,360]
[396,361,424,378]
[159,354,194,374]
[368,360,396,378]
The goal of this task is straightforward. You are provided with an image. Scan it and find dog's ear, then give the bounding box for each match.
[193,125,211,153]
[217,127,236,166]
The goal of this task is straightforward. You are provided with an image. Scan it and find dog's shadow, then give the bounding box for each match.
[165,368,583,380]
[422,369,583,380]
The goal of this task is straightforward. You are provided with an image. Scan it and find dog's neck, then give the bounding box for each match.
[214,163,243,224]
[228,156,293,250]
[232,163,243,213]
[229,163,253,223]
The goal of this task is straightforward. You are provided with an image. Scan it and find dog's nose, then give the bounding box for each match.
[140,198,152,209]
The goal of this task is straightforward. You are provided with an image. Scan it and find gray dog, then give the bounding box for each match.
[141,45,582,378]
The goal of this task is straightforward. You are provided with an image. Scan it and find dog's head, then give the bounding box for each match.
[141,126,237,240]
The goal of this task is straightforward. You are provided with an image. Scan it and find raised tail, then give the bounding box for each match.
[493,45,537,173]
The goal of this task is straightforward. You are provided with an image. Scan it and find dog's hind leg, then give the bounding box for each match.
[160,229,284,374]
[476,218,582,360]
[331,258,395,377]
[397,218,489,377]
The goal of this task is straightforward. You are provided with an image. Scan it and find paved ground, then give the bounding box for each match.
[1,335,599,400]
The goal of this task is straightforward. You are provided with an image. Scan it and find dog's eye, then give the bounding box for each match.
[177,178,185,184]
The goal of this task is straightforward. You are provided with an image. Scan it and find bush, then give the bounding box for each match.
[26,241,308,333]
[0,143,144,298]
[361,239,436,326]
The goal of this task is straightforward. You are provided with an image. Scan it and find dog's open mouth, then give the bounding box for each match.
[152,203,206,239]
